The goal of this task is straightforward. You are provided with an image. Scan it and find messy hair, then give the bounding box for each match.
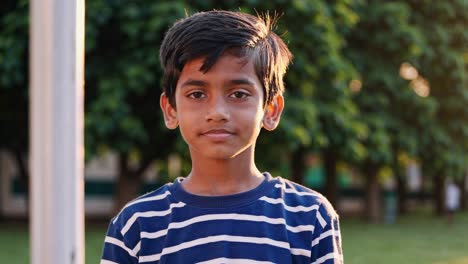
[159,10,292,107]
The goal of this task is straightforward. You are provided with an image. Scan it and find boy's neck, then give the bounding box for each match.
[181,150,264,196]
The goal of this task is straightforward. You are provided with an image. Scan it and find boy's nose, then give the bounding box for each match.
[205,97,229,122]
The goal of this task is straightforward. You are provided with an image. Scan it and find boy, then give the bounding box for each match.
[101,10,343,264]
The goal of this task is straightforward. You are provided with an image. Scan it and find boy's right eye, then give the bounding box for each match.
[187,91,206,99]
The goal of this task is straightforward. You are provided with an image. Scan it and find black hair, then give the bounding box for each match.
[159,10,292,107]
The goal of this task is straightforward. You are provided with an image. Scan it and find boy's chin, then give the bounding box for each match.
[191,147,251,161]
[200,152,241,161]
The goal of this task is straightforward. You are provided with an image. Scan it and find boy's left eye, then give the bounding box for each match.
[187,91,206,99]
[230,91,249,99]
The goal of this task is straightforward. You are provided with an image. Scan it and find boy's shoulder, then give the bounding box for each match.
[272,176,325,201]
[272,176,339,220]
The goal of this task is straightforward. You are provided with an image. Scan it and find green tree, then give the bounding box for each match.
[1,0,361,213]
[407,0,468,215]
[8,1,464,220]
[275,1,365,208]
[345,1,427,222]
[84,0,188,210]
[0,1,188,212]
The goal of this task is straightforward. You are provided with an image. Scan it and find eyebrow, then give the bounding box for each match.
[180,78,256,89]
[180,79,207,89]
[229,79,256,86]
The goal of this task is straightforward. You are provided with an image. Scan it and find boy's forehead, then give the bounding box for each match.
[176,54,262,92]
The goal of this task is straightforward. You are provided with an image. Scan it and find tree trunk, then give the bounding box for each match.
[291,147,306,185]
[113,153,143,214]
[323,150,338,208]
[364,163,381,223]
[396,175,407,215]
[13,149,29,200]
[0,152,3,221]
[433,174,445,216]
[458,175,466,211]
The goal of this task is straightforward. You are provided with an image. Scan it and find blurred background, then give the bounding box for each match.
[0,0,467,263]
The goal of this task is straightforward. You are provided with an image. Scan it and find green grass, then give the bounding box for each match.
[0,222,107,264]
[342,212,468,264]
[1,212,467,264]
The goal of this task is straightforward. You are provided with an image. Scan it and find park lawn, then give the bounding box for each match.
[0,212,467,264]
[342,211,468,264]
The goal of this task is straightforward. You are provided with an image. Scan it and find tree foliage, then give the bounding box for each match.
[342,1,430,222]
[0,0,28,154]
[408,1,468,179]
[407,0,468,214]
[0,0,466,216]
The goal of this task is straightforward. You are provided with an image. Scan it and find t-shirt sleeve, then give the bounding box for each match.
[101,217,139,264]
[310,201,343,264]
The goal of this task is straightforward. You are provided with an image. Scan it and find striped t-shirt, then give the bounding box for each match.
[101,173,343,264]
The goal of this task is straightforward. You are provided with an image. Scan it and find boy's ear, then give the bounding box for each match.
[160,93,178,129]
[262,94,284,131]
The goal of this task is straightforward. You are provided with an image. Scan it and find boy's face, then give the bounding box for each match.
[161,53,284,161]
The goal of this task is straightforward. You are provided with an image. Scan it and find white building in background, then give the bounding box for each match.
[0,150,160,218]
[1,149,464,219]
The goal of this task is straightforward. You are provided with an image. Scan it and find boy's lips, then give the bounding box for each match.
[200,129,234,140]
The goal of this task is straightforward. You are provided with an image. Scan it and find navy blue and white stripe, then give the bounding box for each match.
[101,173,343,264]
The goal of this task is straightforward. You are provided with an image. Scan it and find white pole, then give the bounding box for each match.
[29,0,85,263]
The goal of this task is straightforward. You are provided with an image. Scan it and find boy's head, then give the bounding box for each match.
[159,10,292,108]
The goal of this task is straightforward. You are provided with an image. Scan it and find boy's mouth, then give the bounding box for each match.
[200,129,234,140]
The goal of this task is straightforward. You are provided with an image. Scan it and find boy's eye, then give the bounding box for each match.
[187,91,205,99]
[230,91,249,99]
